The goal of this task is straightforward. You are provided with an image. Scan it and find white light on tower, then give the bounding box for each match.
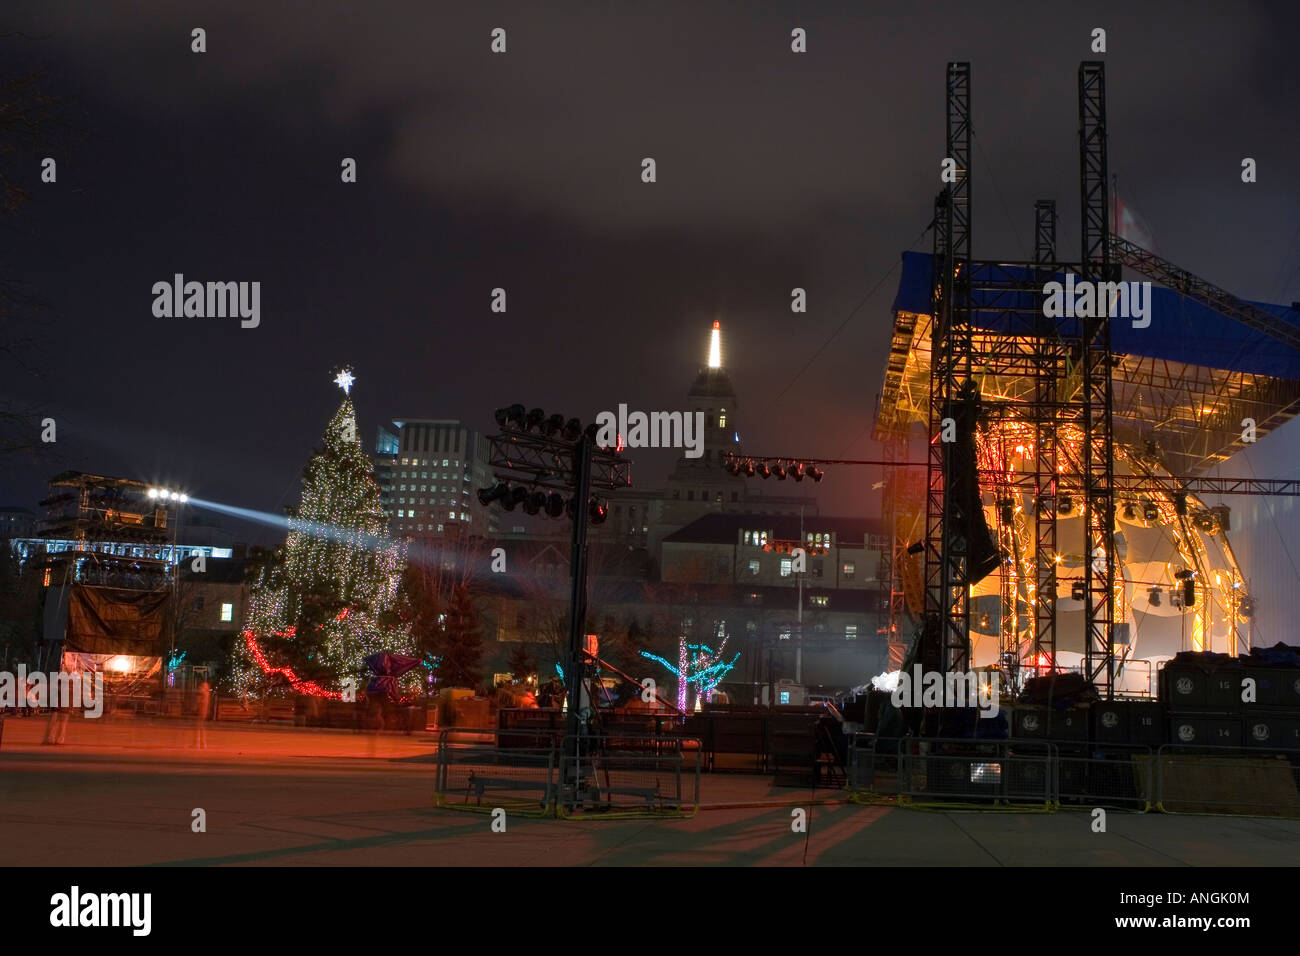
[708,321,722,369]
[334,368,356,394]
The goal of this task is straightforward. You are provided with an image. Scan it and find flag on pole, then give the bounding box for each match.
[1114,192,1158,252]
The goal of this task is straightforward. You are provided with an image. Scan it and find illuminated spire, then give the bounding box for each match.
[707,321,722,369]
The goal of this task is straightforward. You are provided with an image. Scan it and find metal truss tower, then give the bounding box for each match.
[1079,61,1118,697]
[924,62,975,674]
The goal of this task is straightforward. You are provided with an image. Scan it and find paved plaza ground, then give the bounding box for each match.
[2,716,1298,866]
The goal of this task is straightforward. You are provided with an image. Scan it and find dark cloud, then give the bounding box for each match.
[2,1,1298,533]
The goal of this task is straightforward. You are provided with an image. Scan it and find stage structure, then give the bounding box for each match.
[871,61,1300,696]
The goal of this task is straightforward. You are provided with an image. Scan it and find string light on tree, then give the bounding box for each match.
[231,370,417,698]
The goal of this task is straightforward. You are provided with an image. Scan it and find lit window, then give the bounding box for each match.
[780,559,792,577]
[779,628,791,641]
[220,603,233,622]
[719,411,727,428]
[397,510,405,517]
[448,511,456,519]
[811,595,829,607]
[780,691,790,704]
[843,561,856,579]
[846,625,858,640]
[748,559,760,575]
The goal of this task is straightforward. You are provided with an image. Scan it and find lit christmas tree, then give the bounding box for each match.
[231,369,417,698]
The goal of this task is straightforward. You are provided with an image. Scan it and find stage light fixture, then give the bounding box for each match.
[1142,500,1159,522]
[494,407,511,428]
[1147,585,1162,607]
[743,460,755,477]
[1058,495,1073,515]
[773,462,787,480]
[791,462,805,482]
[1240,596,1255,618]
[523,490,546,515]
[999,500,1015,525]
[808,466,824,483]
[562,418,583,441]
[589,498,608,525]
[1123,502,1136,520]
[565,497,579,520]
[545,493,566,518]
[1173,492,1188,516]
[544,413,566,437]
[724,458,741,476]
[979,613,991,630]
[1071,580,1086,601]
[525,407,547,431]
[477,483,508,506]
[502,404,527,429]
[502,485,528,511]
[583,423,600,444]
[906,541,925,555]
[148,489,159,499]
[757,463,771,479]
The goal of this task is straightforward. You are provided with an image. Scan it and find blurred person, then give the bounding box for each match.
[193,679,211,749]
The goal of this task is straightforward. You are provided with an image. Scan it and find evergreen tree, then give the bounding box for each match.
[438,585,484,689]
[231,372,416,697]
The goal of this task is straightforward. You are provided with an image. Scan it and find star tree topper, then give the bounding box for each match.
[333,368,356,394]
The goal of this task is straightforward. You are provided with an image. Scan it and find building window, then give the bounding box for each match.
[810,595,829,607]
[846,625,858,640]
[743,530,769,547]
[843,561,856,579]
[220,603,233,622]
[719,411,727,428]
[748,559,760,576]
[779,628,791,641]
[780,558,792,577]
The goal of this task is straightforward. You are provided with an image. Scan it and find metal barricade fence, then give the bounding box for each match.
[847,734,905,799]
[558,735,701,819]
[433,729,701,819]
[898,738,1054,809]
[1054,745,1154,812]
[434,728,560,817]
[1155,744,1300,817]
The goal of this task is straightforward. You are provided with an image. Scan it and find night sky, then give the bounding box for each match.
[3,2,1298,542]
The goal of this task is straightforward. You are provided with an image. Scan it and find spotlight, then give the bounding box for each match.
[1240,596,1255,619]
[1142,500,1159,522]
[791,462,805,482]
[562,418,583,442]
[808,466,824,483]
[1071,580,1086,601]
[979,613,991,630]
[1182,579,1196,607]
[523,491,546,515]
[1193,511,1216,533]
[758,463,771,479]
[1147,585,1162,607]
[525,407,547,432]
[583,422,601,444]
[773,463,787,480]
[1123,502,1136,521]
[589,498,608,525]
[1173,493,1188,516]
[148,489,159,499]
[496,404,527,429]
[1058,495,1073,516]
[906,541,925,555]
[999,500,1015,525]
[725,457,741,476]
[743,460,755,477]
[545,492,566,518]
[543,413,565,437]
[501,486,528,511]
[178,494,189,503]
